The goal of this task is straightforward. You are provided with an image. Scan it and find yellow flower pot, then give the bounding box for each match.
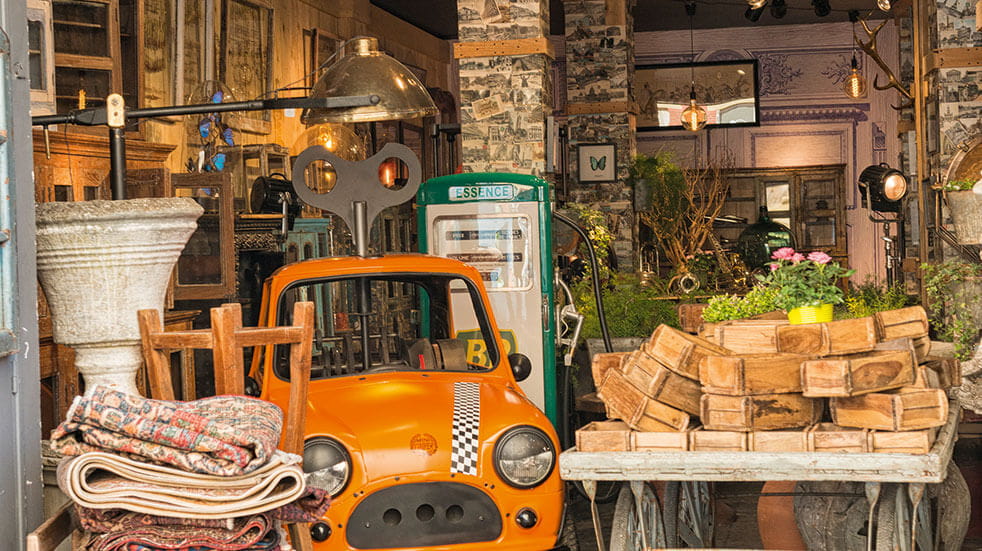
[787,303,833,324]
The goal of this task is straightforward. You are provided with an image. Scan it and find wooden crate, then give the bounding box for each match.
[642,325,730,380]
[700,353,808,395]
[874,306,929,341]
[776,317,878,356]
[922,356,960,389]
[808,423,870,453]
[689,428,748,451]
[800,347,917,397]
[749,429,809,452]
[713,319,788,355]
[830,388,949,431]
[870,427,938,454]
[591,352,628,389]
[598,369,691,431]
[876,336,931,364]
[700,392,822,431]
[621,350,702,414]
[678,303,709,334]
[632,429,689,451]
[910,365,941,389]
[576,420,631,452]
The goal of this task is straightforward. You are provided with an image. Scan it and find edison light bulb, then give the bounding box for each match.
[844,56,867,98]
[680,94,707,132]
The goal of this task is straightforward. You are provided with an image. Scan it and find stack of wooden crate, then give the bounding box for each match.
[578,306,959,454]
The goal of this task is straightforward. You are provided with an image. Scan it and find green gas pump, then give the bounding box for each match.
[417,173,557,424]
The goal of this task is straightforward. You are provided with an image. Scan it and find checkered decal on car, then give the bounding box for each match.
[450,381,480,476]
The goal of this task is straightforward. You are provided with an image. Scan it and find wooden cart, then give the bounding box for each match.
[560,404,960,551]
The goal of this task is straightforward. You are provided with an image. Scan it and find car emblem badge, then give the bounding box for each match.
[410,433,438,456]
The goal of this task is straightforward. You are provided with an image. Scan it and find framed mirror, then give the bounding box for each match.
[636,59,760,131]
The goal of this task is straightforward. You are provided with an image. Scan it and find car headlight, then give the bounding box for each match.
[493,426,555,489]
[303,437,351,496]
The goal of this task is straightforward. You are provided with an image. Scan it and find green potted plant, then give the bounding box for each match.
[921,260,982,361]
[755,247,854,324]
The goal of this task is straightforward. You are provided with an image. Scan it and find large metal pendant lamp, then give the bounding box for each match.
[303,37,438,125]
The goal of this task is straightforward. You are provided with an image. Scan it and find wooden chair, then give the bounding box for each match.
[28,302,316,551]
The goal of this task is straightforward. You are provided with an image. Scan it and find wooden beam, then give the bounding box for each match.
[566,101,634,115]
[933,47,982,68]
[453,37,555,59]
[977,0,981,31]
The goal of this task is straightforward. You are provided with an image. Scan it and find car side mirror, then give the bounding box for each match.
[508,353,532,382]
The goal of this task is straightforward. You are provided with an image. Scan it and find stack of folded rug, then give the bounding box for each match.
[49,385,329,551]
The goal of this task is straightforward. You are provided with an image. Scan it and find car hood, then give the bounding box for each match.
[304,372,550,481]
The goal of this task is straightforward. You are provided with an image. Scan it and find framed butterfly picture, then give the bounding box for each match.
[577,143,617,183]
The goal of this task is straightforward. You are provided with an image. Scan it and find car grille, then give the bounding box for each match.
[346,481,502,549]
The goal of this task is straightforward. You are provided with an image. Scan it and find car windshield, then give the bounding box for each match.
[272,273,500,380]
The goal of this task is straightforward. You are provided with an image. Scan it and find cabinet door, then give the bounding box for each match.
[796,168,845,258]
[171,173,236,300]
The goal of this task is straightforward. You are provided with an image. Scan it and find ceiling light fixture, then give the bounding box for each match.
[681,1,706,131]
[745,2,767,22]
[770,0,787,19]
[844,10,868,98]
[876,0,891,11]
[747,0,767,8]
[812,0,831,17]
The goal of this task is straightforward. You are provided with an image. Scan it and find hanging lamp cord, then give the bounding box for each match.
[686,1,697,95]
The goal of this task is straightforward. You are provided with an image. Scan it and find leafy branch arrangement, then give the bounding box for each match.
[630,153,731,270]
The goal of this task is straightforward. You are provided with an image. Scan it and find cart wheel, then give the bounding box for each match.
[557,505,580,551]
[664,481,714,548]
[875,484,933,551]
[572,480,621,504]
[794,481,868,551]
[934,461,970,550]
[609,483,666,551]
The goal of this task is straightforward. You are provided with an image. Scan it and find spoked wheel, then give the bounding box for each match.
[875,484,933,551]
[663,480,715,548]
[609,482,666,551]
[572,480,621,504]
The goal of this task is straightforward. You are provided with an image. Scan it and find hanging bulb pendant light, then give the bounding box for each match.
[681,87,707,131]
[844,11,868,99]
[844,55,867,98]
[681,1,705,132]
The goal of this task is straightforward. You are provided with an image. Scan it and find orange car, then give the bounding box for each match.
[249,253,568,550]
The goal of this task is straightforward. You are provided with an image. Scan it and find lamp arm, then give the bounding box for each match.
[31,95,379,127]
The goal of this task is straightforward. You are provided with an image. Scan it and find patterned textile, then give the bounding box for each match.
[80,512,272,551]
[58,451,306,519]
[50,386,283,476]
[76,507,259,533]
[267,487,331,523]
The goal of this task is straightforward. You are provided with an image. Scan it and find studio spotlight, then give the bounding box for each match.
[770,0,787,19]
[858,163,908,213]
[812,0,831,17]
[745,2,767,21]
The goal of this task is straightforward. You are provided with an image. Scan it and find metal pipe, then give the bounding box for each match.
[109,127,126,199]
[352,200,369,258]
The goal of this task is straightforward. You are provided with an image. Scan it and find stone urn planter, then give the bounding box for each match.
[35,198,203,395]
[944,189,982,244]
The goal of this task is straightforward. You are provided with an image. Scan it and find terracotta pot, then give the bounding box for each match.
[757,480,807,550]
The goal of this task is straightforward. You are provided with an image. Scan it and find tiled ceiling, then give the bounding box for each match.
[370,0,891,39]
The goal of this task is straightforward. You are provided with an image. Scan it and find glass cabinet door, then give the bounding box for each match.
[171,173,235,300]
[796,171,843,254]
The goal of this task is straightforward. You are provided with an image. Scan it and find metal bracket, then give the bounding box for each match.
[290,143,421,256]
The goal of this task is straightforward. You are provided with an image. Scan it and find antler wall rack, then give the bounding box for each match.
[856,14,914,110]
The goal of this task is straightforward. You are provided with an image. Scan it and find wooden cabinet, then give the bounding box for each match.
[716,165,848,263]
[171,172,236,301]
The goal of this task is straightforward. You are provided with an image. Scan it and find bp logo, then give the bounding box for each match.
[454,329,517,368]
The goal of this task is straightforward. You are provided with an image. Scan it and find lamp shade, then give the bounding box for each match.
[303,37,438,125]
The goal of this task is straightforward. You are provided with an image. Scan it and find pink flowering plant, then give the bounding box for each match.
[756,247,855,311]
